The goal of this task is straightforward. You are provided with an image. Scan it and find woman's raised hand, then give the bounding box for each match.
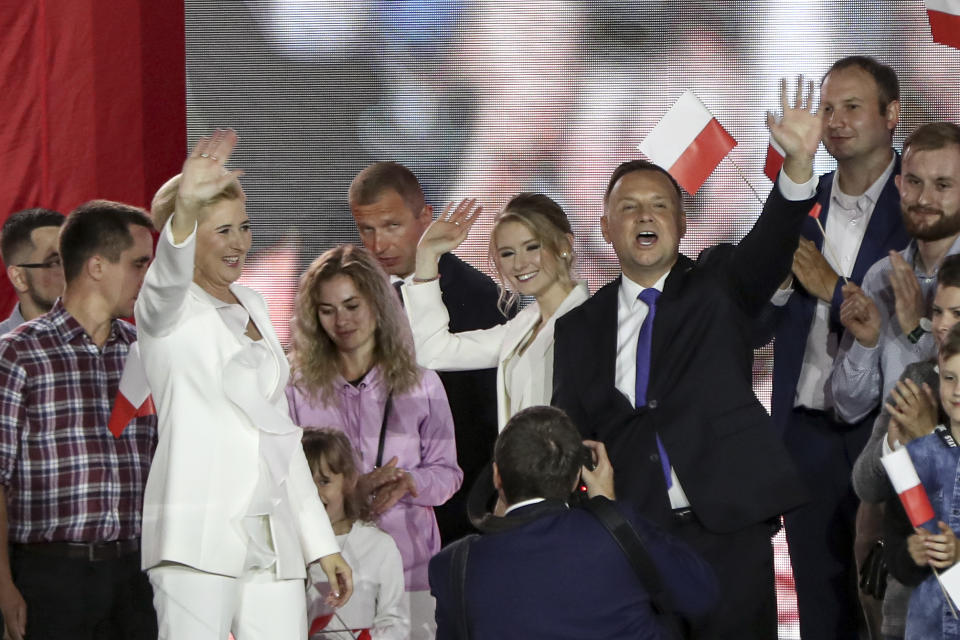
[414,198,482,280]
[175,129,243,228]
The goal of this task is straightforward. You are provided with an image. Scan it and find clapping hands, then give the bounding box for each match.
[358,457,419,515]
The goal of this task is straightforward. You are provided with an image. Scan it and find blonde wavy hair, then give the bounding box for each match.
[488,193,576,314]
[290,244,419,403]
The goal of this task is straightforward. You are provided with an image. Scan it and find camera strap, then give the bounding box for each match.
[581,496,684,640]
[449,533,477,640]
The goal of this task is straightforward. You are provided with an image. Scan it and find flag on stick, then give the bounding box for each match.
[805,203,850,285]
[925,0,960,50]
[108,342,155,438]
[881,447,936,529]
[935,562,960,619]
[638,91,737,195]
[764,135,786,183]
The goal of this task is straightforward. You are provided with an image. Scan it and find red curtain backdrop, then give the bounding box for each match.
[0,1,186,317]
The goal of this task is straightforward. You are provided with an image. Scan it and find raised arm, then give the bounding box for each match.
[404,279,508,372]
[171,130,243,243]
[725,77,824,315]
[135,130,244,337]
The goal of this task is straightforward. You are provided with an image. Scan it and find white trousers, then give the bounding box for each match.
[149,563,306,640]
[407,589,437,640]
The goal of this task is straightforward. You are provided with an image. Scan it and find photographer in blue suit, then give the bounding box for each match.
[429,406,717,639]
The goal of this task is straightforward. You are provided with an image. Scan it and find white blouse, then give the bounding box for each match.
[307,521,409,640]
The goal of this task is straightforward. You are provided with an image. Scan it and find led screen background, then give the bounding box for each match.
[185,4,959,633]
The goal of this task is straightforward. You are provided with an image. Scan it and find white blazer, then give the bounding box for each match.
[135,221,338,579]
[403,280,590,431]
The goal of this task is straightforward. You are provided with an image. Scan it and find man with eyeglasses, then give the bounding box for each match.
[0,209,65,335]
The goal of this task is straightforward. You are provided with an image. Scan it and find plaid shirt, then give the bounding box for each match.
[0,300,157,543]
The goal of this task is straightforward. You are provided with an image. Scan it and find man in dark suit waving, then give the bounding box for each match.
[552,80,821,638]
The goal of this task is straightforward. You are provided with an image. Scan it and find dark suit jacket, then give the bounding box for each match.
[553,186,811,533]
[764,157,909,446]
[433,252,511,542]
[429,499,717,640]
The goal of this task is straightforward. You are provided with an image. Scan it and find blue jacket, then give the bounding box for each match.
[764,160,908,445]
[429,499,717,639]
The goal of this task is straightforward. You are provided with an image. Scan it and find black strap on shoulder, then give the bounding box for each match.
[374,393,392,468]
[448,534,477,640]
[581,496,684,639]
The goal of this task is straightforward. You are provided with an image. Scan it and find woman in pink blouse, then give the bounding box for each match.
[286,244,462,640]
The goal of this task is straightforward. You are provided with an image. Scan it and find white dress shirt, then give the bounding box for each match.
[616,271,690,509]
[773,156,896,410]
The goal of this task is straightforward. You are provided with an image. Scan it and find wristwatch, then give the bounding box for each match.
[907,317,933,344]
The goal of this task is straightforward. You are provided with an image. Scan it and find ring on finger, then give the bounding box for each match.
[200,153,210,158]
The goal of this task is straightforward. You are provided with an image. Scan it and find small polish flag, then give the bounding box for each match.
[638,90,737,195]
[764,136,785,183]
[808,203,822,219]
[108,342,155,438]
[925,0,960,50]
[881,447,936,529]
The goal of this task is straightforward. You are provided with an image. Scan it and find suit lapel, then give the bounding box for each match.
[850,154,902,282]
[649,256,693,387]
[230,285,290,397]
[592,280,620,391]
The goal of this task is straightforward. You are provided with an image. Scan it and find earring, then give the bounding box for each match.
[560,252,569,259]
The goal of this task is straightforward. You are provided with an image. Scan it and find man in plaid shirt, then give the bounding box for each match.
[0,200,158,640]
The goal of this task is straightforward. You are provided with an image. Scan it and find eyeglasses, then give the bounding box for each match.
[16,257,62,270]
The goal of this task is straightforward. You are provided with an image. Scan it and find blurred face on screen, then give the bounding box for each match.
[820,66,898,164]
[601,169,685,287]
[351,189,431,278]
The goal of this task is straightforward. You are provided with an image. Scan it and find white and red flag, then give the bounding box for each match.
[764,135,786,183]
[925,0,960,50]
[637,90,737,195]
[881,447,936,528]
[108,342,155,438]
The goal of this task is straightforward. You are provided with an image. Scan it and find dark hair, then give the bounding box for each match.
[941,323,960,362]
[822,56,899,114]
[938,255,960,290]
[604,159,684,202]
[59,200,154,284]
[349,161,426,218]
[494,405,583,504]
[0,208,64,265]
[903,122,960,157]
[301,428,372,524]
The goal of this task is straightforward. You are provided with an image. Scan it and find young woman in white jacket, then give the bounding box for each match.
[404,193,589,431]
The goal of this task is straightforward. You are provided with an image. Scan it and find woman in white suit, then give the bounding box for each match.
[404,193,589,431]
[135,130,352,640]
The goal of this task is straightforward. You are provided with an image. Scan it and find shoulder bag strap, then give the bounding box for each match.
[374,393,392,468]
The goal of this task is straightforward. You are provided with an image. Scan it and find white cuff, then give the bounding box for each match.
[777,169,818,202]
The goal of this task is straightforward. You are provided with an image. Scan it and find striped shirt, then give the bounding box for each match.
[0,300,157,543]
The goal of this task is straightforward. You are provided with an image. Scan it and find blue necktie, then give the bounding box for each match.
[635,288,672,487]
